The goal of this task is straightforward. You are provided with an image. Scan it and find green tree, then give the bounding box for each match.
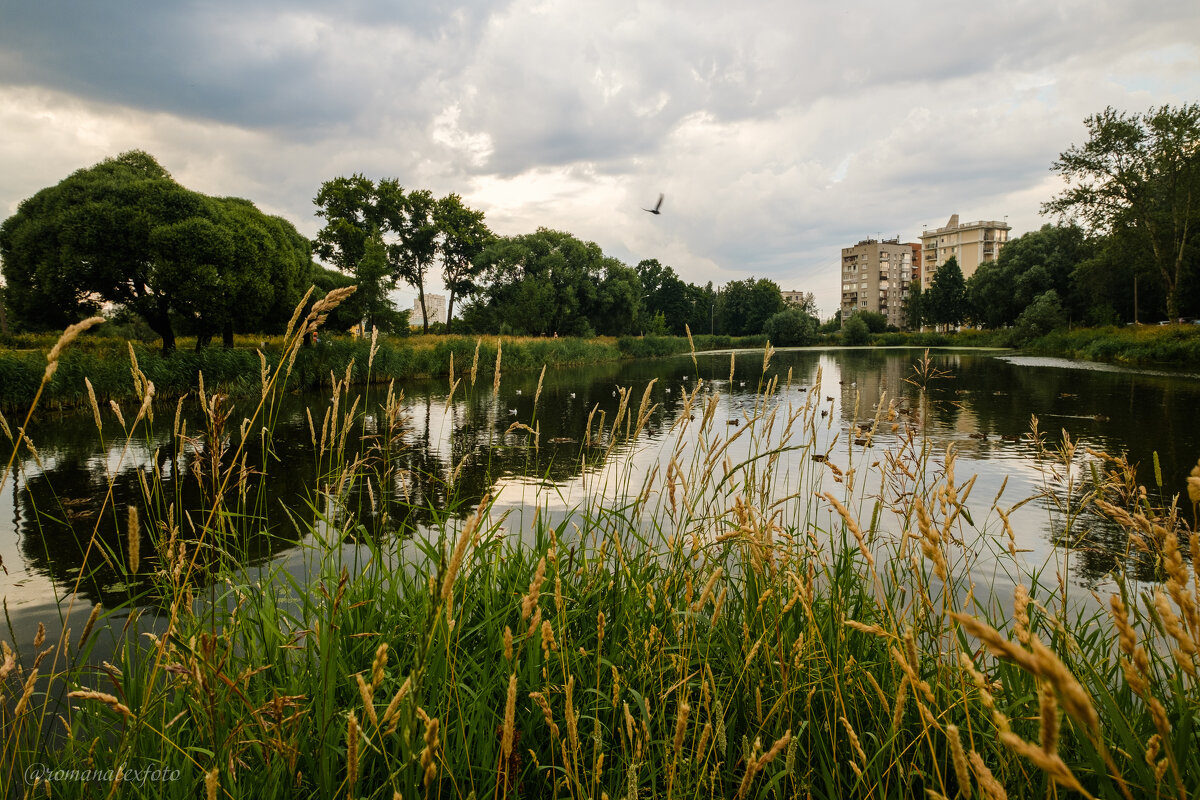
[903,283,925,331]
[1044,104,1200,320]
[463,229,639,337]
[925,257,967,331]
[1,151,309,352]
[763,308,819,346]
[1013,289,1067,344]
[395,188,438,334]
[637,259,692,335]
[718,278,785,336]
[857,310,888,334]
[842,314,869,345]
[434,194,492,334]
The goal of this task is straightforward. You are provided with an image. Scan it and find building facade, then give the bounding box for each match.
[782,290,813,308]
[918,214,1010,288]
[839,237,914,329]
[412,294,447,327]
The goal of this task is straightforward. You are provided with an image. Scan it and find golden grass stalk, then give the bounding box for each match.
[441,494,488,603]
[967,752,1008,800]
[534,364,546,408]
[34,622,45,649]
[951,613,1098,734]
[530,691,560,738]
[68,688,133,721]
[356,674,379,728]
[998,731,1088,796]
[42,316,105,381]
[521,556,547,622]
[947,724,972,799]
[206,768,219,800]
[502,673,517,757]
[127,505,140,574]
[471,338,481,386]
[381,676,412,735]
[1039,684,1059,754]
[14,667,39,715]
[672,698,690,758]
[565,674,580,754]
[493,338,503,393]
[347,709,360,794]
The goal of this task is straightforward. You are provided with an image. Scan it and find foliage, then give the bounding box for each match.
[967,224,1093,328]
[925,256,967,330]
[902,282,924,331]
[841,314,869,345]
[1044,104,1200,320]
[0,151,311,352]
[717,277,785,336]
[462,229,643,337]
[856,310,888,334]
[1012,289,1068,345]
[762,308,819,346]
[434,194,493,335]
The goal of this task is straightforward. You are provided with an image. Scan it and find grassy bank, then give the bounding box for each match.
[1025,323,1200,366]
[0,331,774,413]
[2,306,1197,799]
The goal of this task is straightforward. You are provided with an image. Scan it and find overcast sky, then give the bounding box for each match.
[2,1,1198,318]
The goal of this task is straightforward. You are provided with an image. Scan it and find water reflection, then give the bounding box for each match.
[3,348,1198,617]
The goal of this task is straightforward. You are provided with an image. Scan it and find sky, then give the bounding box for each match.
[1,1,1198,319]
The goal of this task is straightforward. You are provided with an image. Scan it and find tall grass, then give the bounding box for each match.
[1,299,1197,799]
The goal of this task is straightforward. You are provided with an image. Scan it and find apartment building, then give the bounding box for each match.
[782,290,813,308]
[918,214,1010,288]
[412,294,447,327]
[839,237,914,329]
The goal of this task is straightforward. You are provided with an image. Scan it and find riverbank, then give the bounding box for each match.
[2,324,1195,799]
[1024,323,1200,366]
[0,331,766,413]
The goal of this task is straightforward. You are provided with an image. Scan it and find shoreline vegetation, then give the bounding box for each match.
[1,299,1198,799]
[4,321,1200,414]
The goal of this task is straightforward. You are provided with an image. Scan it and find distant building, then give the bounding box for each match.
[839,237,914,329]
[908,242,922,289]
[919,214,1010,288]
[413,294,447,327]
[782,290,813,308]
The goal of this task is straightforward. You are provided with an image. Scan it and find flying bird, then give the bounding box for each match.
[643,193,664,215]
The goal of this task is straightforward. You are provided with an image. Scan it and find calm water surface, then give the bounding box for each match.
[3,347,1199,650]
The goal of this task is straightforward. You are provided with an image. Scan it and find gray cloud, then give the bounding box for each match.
[1,0,1199,315]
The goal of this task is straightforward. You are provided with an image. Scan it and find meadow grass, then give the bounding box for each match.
[1,300,1198,799]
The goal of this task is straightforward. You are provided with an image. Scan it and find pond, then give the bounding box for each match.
[3,346,1199,650]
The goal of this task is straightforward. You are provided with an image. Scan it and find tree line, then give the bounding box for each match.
[0,152,816,351]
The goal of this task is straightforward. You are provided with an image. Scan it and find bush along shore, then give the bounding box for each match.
[3,299,1200,799]
[0,330,773,413]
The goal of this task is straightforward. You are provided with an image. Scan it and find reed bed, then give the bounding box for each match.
[1,296,1198,800]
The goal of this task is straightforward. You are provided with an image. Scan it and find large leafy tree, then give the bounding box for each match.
[637,259,692,335]
[1044,104,1200,320]
[925,256,967,331]
[313,175,402,331]
[395,188,439,333]
[434,193,492,334]
[462,229,642,337]
[717,278,785,336]
[0,151,309,352]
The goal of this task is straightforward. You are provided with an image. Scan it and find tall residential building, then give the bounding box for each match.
[839,237,914,329]
[918,214,1010,288]
[412,294,447,327]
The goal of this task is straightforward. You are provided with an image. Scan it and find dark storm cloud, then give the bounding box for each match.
[0,0,495,131]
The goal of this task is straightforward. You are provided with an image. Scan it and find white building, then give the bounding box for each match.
[412,294,447,327]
